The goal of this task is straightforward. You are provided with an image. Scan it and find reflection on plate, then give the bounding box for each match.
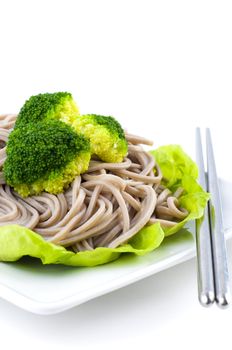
[0,178,231,314]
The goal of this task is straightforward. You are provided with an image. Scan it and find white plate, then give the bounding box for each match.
[0,177,231,315]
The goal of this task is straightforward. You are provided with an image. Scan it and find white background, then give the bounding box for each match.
[1,0,232,349]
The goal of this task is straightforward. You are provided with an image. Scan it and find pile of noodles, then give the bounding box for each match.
[0,114,188,252]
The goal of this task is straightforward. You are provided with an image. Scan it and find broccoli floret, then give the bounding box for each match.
[3,120,90,197]
[15,92,79,128]
[14,93,127,163]
[73,114,128,162]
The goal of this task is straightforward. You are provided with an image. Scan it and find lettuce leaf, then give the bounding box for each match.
[0,144,209,266]
[0,224,164,266]
[151,145,198,187]
[150,145,210,237]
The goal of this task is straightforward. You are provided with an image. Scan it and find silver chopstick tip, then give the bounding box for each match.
[199,291,215,307]
[216,292,231,309]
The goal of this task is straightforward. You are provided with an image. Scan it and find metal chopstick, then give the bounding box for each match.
[206,128,230,308]
[195,127,230,308]
[195,128,215,306]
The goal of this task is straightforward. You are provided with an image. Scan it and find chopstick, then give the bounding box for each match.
[195,128,230,308]
[195,128,215,306]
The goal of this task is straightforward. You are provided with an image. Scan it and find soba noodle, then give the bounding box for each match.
[0,114,188,251]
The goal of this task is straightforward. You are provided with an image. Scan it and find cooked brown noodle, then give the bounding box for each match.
[0,114,188,251]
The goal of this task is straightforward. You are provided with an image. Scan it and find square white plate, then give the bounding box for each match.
[0,178,231,315]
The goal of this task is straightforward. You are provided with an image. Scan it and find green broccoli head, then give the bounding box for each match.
[15,92,79,128]
[3,120,90,197]
[73,114,128,162]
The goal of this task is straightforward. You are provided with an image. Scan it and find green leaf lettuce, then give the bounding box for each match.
[0,144,209,266]
[150,145,210,236]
